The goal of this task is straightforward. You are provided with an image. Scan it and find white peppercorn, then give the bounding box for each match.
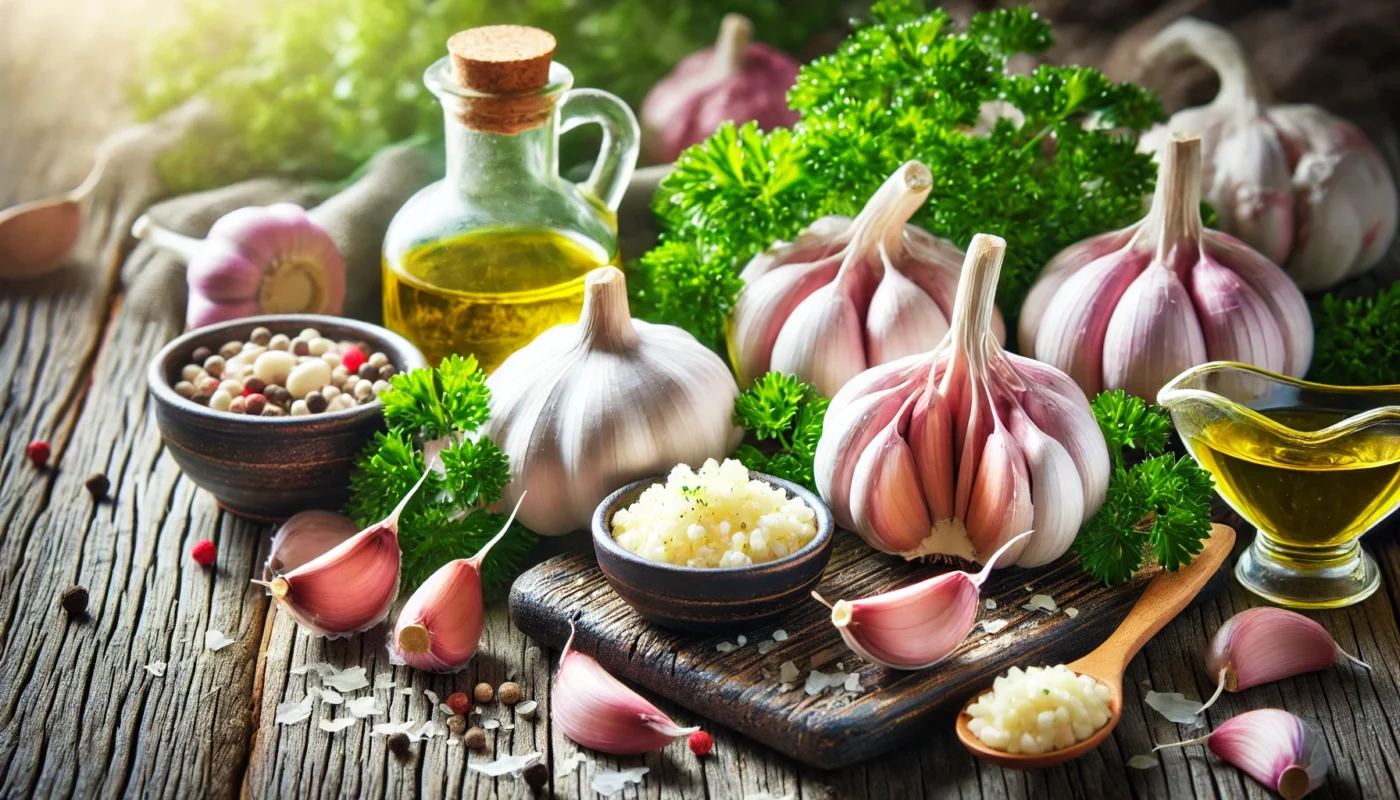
[210,390,233,412]
[250,326,272,346]
[268,334,291,351]
[174,381,196,399]
[368,352,389,368]
[181,364,204,382]
[219,340,242,358]
[290,399,310,416]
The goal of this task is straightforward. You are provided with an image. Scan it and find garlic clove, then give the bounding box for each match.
[1033,250,1150,397]
[729,257,840,387]
[770,273,873,398]
[1205,122,1295,265]
[264,510,361,581]
[1156,709,1329,800]
[1188,256,1286,374]
[1018,227,1137,358]
[1286,151,1370,290]
[553,617,699,753]
[1003,407,1084,568]
[819,530,1031,670]
[961,427,1033,565]
[848,393,933,555]
[1198,607,1370,713]
[1101,264,1208,402]
[1005,354,1111,516]
[865,259,949,365]
[908,380,956,526]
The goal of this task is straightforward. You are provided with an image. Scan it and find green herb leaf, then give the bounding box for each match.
[732,372,829,490]
[1308,281,1400,386]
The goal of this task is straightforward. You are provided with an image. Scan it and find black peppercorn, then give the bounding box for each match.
[84,472,109,501]
[243,377,266,395]
[388,732,412,761]
[61,585,88,618]
[378,365,396,381]
[304,391,327,414]
[464,727,487,750]
[292,339,310,356]
[357,363,379,381]
[522,760,548,791]
[191,346,213,363]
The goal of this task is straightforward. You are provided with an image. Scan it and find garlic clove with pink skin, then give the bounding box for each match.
[388,494,525,673]
[1156,709,1330,800]
[1139,17,1398,291]
[252,467,431,639]
[263,510,360,581]
[1196,606,1370,713]
[133,202,345,330]
[553,616,700,754]
[730,161,1006,397]
[815,530,1031,670]
[1022,133,1312,400]
[817,234,1108,567]
[639,14,800,164]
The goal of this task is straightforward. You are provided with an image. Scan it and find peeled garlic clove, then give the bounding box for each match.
[389,495,525,672]
[1156,709,1329,799]
[255,468,431,638]
[1197,607,1370,713]
[553,617,699,753]
[1101,264,1208,401]
[819,530,1030,670]
[264,510,360,581]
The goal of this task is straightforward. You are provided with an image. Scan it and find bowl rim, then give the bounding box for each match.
[591,470,835,575]
[147,313,427,426]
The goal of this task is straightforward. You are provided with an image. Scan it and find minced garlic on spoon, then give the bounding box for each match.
[965,665,1112,754]
[611,458,816,567]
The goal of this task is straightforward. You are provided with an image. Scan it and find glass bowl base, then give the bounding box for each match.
[1235,534,1380,610]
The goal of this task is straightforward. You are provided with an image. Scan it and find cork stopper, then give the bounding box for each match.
[448,26,556,94]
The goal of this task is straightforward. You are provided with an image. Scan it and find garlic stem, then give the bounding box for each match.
[1147,134,1205,264]
[947,233,1005,364]
[849,162,933,259]
[132,214,204,262]
[577,266,641,350]
[715,14,754,73]
[1147,18,1271,110]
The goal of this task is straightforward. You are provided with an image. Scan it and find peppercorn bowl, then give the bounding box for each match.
[148,314,427,520]
[591,473,835,632]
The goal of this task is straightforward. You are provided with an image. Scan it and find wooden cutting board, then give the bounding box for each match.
[508,528,1232,769]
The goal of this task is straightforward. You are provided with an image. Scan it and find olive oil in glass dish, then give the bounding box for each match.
[1159,361,1400,608]
[382,25,637,370]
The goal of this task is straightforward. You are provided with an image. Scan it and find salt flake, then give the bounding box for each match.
[1145,691,1202,725]
[317,688,344,705]
[758,641,777,655]
[772,630,789,641]
[717,642,737,654]
[736,635,747,646]
[321,666,369,693]
[371,720,416,736]
[1023,594,1058,613]
[275,695,315,725]
[1127,754,1159,769]
[804,670,846,695]
[424,689,440,707]
[981,619,1009,634]
[144,662,167,677]
[346,695,382,718]
[593,767,648,796]
[482,719,501,730]
[292,662,337,677]
[319,717,356,733]
[204,630,235,651]
[559,752,589,776]
[778,661,800,683]
[985,599,997,610]
[1064,607,1080,619]
[374,674,395,690]
[469,752,540,777]
[844,673,862,693]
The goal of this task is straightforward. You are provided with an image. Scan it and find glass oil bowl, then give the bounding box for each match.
[1158,361,1400,609]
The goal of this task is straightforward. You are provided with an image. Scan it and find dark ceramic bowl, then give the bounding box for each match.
[592,473,835,632]
[148,314,426,520]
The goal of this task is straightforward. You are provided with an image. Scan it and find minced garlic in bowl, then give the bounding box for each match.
[610,458,818,568]
[965,665,1113,754]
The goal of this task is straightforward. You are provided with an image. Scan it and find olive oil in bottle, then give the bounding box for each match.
[1185,408,1400,550]
[383,229,616,371]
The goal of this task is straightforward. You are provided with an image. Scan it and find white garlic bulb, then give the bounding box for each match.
[816,234,1109,568]
[485,266,743,535]
[1138,17,1397,290]
[1021,132,1313,400]
[728,161,1005,397]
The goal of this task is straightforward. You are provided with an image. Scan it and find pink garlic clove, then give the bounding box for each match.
[770,277,873,398]
[553,617,699,753]
[729,257,840,387]
[1205,122,1295,265]
[264,510,361,581]
[865,262,949,364]
[1101,263,1208,401]
[1018,227,1137,357]
[1156,709,1330,800]
[961,427,1033,564]
[1032,250,1148,397]
[848,393,932,555]
[1188,255,1286,373]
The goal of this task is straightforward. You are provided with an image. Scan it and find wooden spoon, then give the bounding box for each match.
[956,522,1235,769]
[0,153,107,278]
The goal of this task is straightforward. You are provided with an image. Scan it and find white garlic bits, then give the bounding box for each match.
[728,161,1005,397]
[485,266,742,535]
[1021,133,1312,400]
[1139,18,1397,290]
[816,234,1108,567]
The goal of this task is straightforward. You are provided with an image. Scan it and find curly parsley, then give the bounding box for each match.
[732,372,829,491]
[1307,281,1400,386]
[347,355,533,590]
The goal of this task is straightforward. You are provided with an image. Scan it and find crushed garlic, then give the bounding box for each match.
[965,665,1112,754]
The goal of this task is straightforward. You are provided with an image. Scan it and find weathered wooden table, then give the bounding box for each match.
[4,1,1400,798]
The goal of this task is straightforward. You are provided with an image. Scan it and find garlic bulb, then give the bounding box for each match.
[1020,133,1313,399]
[816,234,1109,567]
[1139,18,1397,290]
[729,161,1006,397]
[485,266,742,535]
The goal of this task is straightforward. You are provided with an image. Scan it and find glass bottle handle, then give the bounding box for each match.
[556,89,640,213]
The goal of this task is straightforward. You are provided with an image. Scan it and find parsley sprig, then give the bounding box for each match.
[1073,391,1214,585]
[731,372,829,491]
[634,1,1164,353]
[1307,281,1400,386]
[347,355,534,590]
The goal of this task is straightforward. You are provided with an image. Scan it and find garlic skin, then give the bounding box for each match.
[729,162,1006,397]
[133,202,346,329]
[485,266,742,536]
[1197,606,1370,712]
[264,510,360,581]
[1139,18,1397,291]
[1157,709,1330,800]
[254,468,429,639]
[817,234,1108,566]
[818,530,1030,670]
[389,495,524,673]
[1021,133,1312,400]
[553,617,700,754]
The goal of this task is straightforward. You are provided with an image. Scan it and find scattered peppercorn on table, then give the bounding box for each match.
[4,0,1400,798]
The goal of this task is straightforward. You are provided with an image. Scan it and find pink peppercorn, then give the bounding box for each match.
[341,347,367,375]
[191,539,216,566]
[26,440,50,467]
[245,393,268,416]
[688,730,712,756]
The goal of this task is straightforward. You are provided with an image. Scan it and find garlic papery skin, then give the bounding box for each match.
[264,510,360,581]
[553,617,700,754]
[1139,18,1397,291]
[1156,709,1330,800]
[728,161,1006,397]
[253,467,429,639]
[1021,133,1312,400]
[389,495,524,673]
[484,266,742,535]
[816,234,1108,566]
[817,530,1030,670]
[133,202,346,329]
[1197,606,1370,713]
